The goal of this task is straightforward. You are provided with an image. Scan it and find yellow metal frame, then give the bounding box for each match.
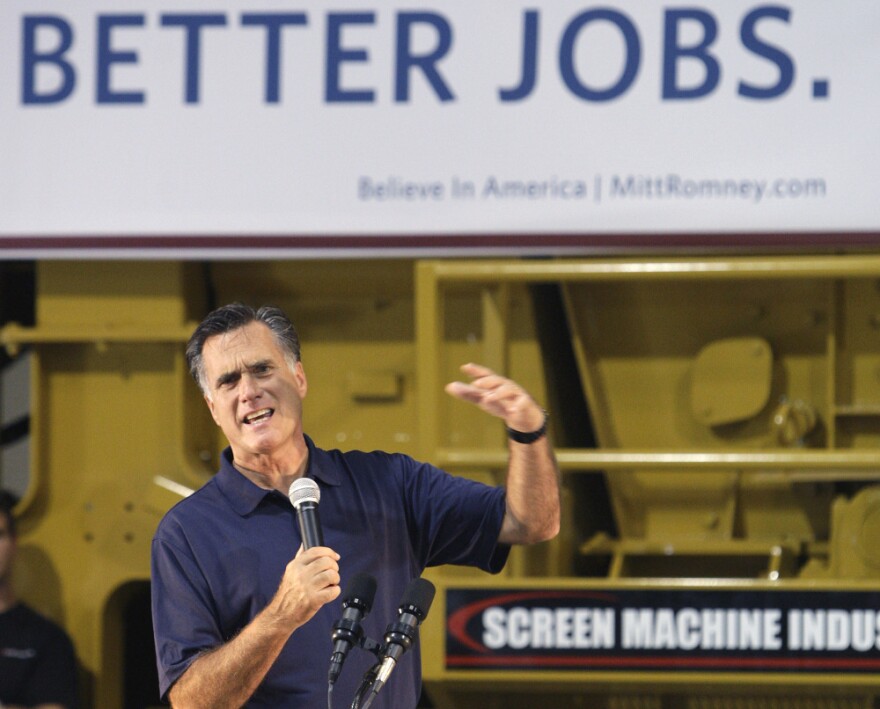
[414,255,880,475]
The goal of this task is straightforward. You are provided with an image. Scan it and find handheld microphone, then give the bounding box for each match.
[371,578,436,696]
[328,572,377,685]
[288,477,323,549]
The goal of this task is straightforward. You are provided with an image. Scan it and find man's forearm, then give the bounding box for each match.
[499,435,561,545]
[443,362,562,546]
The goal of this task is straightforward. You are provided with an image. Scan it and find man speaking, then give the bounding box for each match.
[151,303,560,708]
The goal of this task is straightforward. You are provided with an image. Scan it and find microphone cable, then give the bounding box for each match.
[349,661,381,709]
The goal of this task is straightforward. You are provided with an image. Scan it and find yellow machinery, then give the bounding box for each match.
[3,255,880,708]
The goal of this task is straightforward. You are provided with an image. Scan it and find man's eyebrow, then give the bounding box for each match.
[214,369,241,388]
[213,359,275,388]
[246,359,274,372]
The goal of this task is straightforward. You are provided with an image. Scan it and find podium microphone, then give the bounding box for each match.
[288,477,323,549]
[329,572,377,685]
[360,578,436,708]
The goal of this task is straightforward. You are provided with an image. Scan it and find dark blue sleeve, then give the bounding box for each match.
[393,454,510,573]
[151,524,223,700]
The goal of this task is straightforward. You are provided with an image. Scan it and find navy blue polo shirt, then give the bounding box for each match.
[151,435,509,708]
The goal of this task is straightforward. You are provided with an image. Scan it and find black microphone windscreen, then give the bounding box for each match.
[346,572,378,611]
[400,578,436,619]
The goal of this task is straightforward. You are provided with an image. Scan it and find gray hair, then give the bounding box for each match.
[186,303,301,397]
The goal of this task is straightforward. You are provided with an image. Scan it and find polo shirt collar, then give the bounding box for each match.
[216,435,341,517]
[303,435,342,488]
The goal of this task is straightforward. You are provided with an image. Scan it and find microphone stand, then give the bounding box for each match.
[327,632,382,709]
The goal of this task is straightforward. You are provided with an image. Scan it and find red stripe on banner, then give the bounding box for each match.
[2,232,880,252]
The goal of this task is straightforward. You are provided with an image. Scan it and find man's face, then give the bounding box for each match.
[201,321,308,463]
[0,513,15,584]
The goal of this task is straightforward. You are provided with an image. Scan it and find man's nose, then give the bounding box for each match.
[239,373,262,400]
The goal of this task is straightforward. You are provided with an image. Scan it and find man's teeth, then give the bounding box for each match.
[244,409,273,424]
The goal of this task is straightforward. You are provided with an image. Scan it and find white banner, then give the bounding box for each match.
[1,1,878,256]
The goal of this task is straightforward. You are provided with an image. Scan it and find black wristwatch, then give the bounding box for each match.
[506,411,548,444]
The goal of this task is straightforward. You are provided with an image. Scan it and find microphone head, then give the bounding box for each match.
[400,578,436,621]
[288,477,320,509]
[344,572,378,613]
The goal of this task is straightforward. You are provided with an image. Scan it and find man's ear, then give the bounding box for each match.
[205,394,221,425]
[294,361,308,399]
